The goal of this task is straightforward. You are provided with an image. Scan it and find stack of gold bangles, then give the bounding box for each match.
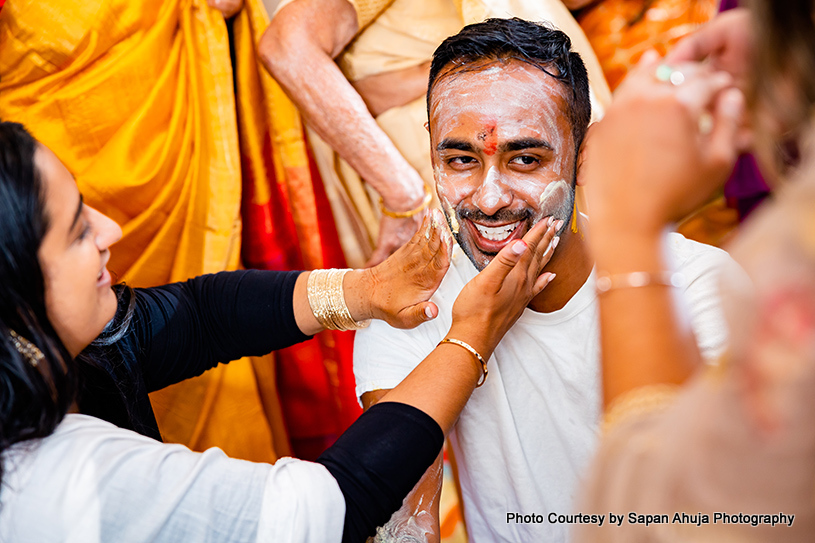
[307,269,371,331]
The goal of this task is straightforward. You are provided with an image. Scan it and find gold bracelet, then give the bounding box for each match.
[602,383,679,434]
[307,269,371,331]
[595,271,686,294]
[380,183,433,219]
[438,338,488,387]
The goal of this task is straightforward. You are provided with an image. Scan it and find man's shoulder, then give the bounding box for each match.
[666,232,733,270]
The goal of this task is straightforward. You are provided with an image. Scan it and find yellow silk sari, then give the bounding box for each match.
[0,0,325,462]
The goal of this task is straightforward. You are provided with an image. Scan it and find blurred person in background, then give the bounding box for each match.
[576,2,815,540]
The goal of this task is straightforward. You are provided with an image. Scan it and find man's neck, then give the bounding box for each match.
[527,214,593,313]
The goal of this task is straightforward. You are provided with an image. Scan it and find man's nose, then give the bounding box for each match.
[471,167,512,216]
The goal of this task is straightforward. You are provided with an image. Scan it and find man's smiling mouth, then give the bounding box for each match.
[472,220,522,242]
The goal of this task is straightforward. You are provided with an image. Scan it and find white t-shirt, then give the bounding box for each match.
[354,233,732,542]
[0,414,345,543]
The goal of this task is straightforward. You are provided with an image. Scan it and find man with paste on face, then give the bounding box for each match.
[354,18,737,543]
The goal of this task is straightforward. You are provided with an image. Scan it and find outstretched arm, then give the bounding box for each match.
[259,0,427,265]
[582,52,745,407]
[361,388,444,543]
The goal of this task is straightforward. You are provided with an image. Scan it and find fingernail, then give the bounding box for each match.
[556,220,565,231]
[552,236,560,250]
[425,306,434,319]
[512,240,527,255]
[548,273,557,284]
[722,89,744,119]
[547,216,555,227]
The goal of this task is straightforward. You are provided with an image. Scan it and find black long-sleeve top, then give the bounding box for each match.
[77,270,308,440]
[76,269,444,542]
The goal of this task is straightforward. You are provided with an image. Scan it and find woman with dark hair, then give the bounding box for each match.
[0,121,560,542]
[575,1,815,540]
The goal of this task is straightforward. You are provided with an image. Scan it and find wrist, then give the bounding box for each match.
[446,322,495,362]
[344,269,376,322]
[378,175,426,213]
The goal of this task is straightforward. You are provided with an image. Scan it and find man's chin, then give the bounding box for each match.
[456,236,499,272]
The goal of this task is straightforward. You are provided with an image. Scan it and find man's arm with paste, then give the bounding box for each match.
[259,0,426,265]
[361,388,443,543]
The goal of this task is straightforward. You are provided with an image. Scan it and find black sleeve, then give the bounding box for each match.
[131,270,310,392]
[315,401,445,543]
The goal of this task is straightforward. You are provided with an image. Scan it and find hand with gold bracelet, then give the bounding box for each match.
[581,49,747,409]
[293,209,558,430]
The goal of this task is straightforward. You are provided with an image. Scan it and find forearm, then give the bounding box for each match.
[362,389,442,543]
[260,6,424,210]
[316,402,444,543]
[136,271,310,390]
[591,230,701,408]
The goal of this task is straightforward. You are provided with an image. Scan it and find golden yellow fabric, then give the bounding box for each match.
[0,0,292,462]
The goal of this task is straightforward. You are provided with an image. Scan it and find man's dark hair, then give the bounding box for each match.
[428,18,591,155]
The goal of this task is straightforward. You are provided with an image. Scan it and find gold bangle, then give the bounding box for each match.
[379,183,433,219]
[595,271,686,294]
[438,338,488,387]
[307,269,371,331]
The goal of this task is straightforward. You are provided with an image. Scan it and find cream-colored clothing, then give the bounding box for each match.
[275,0,611,267]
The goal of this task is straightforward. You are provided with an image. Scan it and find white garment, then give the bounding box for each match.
[0,414,345,543]
[354,233,732,542]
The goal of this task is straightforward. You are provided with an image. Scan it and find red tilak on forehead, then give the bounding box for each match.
[477,123,497,155]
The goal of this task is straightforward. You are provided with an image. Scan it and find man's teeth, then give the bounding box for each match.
[474,221,520,241]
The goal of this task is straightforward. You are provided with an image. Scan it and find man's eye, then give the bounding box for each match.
[510,156,539,166]
[448,156,477,166]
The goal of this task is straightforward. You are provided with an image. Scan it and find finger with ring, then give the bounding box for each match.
[655,64,685,86]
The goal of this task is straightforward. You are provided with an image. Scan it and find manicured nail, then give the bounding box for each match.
[552,236,560,250]
[547,216,555,227]
[425,306,434,319]
[548,273,557,284]
[556,220,565,231]
[722,88,744,119]
[512,240,527,255]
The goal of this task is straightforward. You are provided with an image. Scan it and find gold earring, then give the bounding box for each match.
[570,198,579,234]
[9,329,44,367]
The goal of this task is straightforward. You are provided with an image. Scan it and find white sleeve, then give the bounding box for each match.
[353,317,446,399]
[668,233,736,363]
[257,458,345,543]
[0,415,345,543]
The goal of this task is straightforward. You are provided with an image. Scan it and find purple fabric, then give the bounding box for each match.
[717,0,770,220]
[719,0,739,12]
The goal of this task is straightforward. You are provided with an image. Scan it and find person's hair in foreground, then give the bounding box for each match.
[427,17,592,160]
[0,122,76,484]
[752,0,815,119]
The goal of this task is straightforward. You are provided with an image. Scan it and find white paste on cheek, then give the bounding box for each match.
[447,203,460,234]
[539,178,570,208]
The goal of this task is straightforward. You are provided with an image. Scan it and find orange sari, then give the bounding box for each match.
[0,0,358,461]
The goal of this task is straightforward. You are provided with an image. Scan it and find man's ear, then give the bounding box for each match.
[575,123,596,188]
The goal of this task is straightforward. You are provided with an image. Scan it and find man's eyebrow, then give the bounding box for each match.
[436,139,476,153]
[70,194,84,233]
[500,138,553,152]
